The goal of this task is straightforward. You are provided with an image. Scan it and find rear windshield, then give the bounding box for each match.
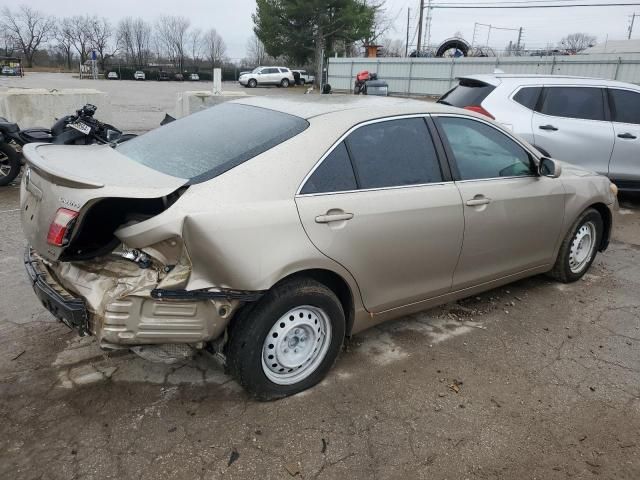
[117,103,309,183]
[438,79,496,107]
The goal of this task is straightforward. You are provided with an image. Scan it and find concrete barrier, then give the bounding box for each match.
[0,88,111,128]
[175,91,250,118]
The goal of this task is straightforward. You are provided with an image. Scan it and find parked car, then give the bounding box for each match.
[21,97,616,400]
[174,73,184,81]
[189,73,200,81]
[292,69,315,85]
[1,66,15,76]
[239,66,294,88]
[107,71,118,80]
[438,74,640,191]
[158,71,169,81]
[134,71,146,81]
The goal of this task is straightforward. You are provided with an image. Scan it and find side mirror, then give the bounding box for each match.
[539,157,562,178]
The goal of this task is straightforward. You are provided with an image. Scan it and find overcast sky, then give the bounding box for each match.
[7,0,640,58]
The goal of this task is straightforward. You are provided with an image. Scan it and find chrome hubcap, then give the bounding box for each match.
[261,306,331,385]
[0,153,9,178]
[569,221,596,273]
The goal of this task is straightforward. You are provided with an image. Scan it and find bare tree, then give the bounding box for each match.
[1,6,55,67]
[54,18,75,70]
[88,17,117,71]
[67,15,93,64]
[204,28,226,67]
[558,33,596,54]
[245,34,266,66]
[155,15,190,71]
[118,17,151,67]
[189,28,203,65]
[380,38,403,57]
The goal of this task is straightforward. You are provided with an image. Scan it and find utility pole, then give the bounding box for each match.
[405,8,411,57]
[417,0,424,55]
[629,13,637,39]
[516,27,523,53]
[424,0,433,52]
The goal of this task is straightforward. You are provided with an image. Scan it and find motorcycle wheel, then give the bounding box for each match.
[0,143,21,187]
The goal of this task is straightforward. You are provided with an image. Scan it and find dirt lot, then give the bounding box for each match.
[1,73,640,479]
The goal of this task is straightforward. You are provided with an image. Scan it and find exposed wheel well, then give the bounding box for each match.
[588,202,612,251]
[273,269,355,337]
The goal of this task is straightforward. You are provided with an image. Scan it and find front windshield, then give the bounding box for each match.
[251,67,261,73]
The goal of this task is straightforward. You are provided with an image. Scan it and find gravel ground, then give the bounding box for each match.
[1,73,640,480]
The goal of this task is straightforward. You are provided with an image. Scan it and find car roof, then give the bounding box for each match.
[232,95,463,120]
[460,73,639,89]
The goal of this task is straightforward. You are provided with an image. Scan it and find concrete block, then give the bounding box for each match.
[0,88,111,129]
[175,90,250,118]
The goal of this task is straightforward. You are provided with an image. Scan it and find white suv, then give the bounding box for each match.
[292,69,315,85]
[239,67,294,88]
[439,74,640,191]
[134,71,146,80]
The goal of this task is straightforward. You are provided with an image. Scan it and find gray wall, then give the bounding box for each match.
[327,54,640,96]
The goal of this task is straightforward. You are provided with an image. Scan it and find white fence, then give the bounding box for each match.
[327,54,640,96]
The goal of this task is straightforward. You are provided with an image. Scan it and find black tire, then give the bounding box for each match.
[548,208,603,283]
[248,78,257,88]
[0,143,21,187]
[225,278,345,401]
[280,78,290,88]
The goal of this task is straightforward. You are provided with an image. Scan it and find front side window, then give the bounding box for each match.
[538,87,605,121]
[437,117,533,180]
[608,89,640,124]
[300,142,357,194]
[345,118,443,189]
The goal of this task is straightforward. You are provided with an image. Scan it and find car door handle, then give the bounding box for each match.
[539,124,558,131]
[465,197,491,207]
[315,212,354,223]
[617,132,637,139]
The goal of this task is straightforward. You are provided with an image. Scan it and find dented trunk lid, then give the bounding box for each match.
[20,143,187,261]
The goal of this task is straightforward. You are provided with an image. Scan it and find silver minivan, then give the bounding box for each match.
[439,74,640,191]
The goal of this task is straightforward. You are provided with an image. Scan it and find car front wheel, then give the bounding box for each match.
[226,278,345,400]
[248,79,257,88]
[549,208,603,283]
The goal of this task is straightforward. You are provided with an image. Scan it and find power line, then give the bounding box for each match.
[433,0,624,3]
[433,2,640,7]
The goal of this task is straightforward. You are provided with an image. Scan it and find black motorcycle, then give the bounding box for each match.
[0,104,134,187]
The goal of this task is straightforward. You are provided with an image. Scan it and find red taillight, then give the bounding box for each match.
[47,208,78,246]
[464,105,495,119]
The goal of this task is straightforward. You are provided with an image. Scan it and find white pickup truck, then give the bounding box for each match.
[292,70,315,85]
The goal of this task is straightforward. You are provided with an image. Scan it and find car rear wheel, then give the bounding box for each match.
[281,78,290,88]
[0,143,21,187]
[248,79,257,88]
[225,278,345,400]
[548,208,603,283]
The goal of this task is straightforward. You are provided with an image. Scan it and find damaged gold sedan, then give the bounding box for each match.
[22,96,616,399]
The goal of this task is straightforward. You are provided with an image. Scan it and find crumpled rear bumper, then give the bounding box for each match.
[24,247,90,335]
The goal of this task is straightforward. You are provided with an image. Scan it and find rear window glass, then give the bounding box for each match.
[438,79,496,107]
[513,87,541,110]
[117,103,308,183]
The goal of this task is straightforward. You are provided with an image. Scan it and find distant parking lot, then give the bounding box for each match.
[0,72,310,133]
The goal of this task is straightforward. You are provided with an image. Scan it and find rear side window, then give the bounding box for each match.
[439,79,496,107]
[117,103,308,184]
[279,68,289,73]
[346,118,442,189]
[538,87,605,121]
[301,142,357,194]
[608,89,640,124]
[513,87,542,110]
